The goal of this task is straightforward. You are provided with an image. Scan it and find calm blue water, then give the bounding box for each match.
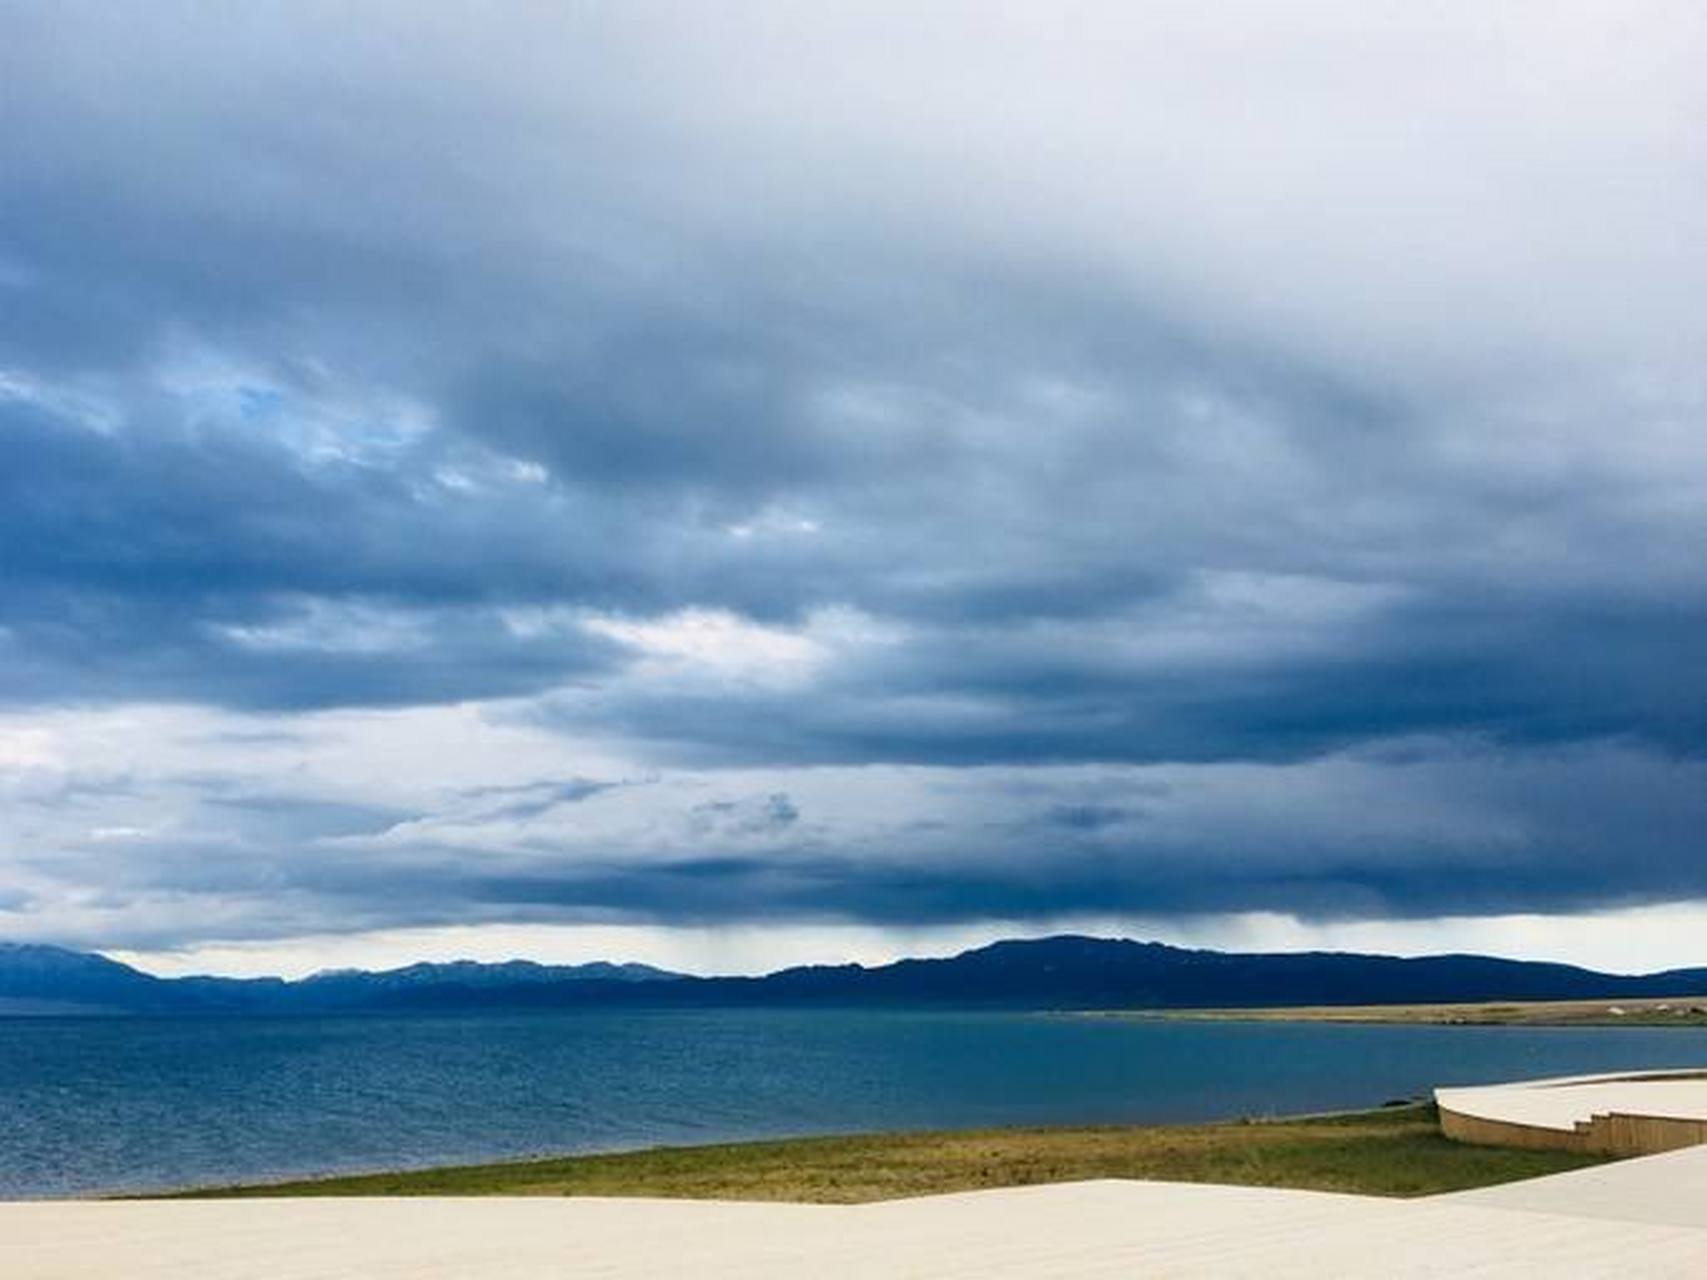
[3,1010,1706,1198]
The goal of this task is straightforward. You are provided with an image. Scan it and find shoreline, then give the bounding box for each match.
[139,1102,1606,1205]
[1079,994,1707,1028]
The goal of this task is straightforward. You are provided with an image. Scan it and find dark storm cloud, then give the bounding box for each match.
[538,588,1707,767]
[0,389,632,708]
[459,856,1707,927]
[2,1,1706,942]
[12,730,1707,950]
[53,744,1706,938]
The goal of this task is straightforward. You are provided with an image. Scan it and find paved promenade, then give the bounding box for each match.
[7,1147,1707,1278]
[1437,1069,1707,1133]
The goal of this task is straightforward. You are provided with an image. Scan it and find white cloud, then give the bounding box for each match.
[581,606,896,691]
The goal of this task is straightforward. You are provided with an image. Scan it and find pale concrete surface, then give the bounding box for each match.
[1437,1069,1707,1132]
[1446,1140,1707,1229]
[6,1176,1707,1278]
[16,1073,1707,1279]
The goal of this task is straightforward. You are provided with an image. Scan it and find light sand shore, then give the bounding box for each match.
[1122,995,1707,1026]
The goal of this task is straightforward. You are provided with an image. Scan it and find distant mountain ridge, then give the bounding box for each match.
[5,935,1707,1016]
[0,942,681,1015]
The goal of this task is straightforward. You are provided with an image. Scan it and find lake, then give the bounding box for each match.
[4,1009,1706,1198]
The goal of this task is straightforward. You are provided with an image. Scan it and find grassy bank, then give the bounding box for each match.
[166,1104,1606,1203]
[1134,995,1707,1027]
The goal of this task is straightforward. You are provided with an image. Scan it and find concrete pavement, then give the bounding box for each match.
[7,1156,1707,1278]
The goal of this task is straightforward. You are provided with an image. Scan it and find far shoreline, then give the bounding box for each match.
[1080,993,1707,1028]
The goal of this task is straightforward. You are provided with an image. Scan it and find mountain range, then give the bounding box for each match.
[5,936,1707,1016]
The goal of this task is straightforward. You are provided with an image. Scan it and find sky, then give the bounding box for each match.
[2,2,1706,978]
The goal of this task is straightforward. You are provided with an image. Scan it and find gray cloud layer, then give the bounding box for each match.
[1,2,1704,946]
